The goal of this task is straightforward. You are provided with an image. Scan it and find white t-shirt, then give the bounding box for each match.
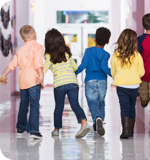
[117,84,140,89]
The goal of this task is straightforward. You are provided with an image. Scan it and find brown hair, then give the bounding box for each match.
[96,27,111,46]
[114,29,138,68]
[142,13,150,30]
[45,28,72,64]
[20,25,35,41]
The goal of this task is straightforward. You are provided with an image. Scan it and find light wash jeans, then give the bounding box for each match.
[85,80,107,126]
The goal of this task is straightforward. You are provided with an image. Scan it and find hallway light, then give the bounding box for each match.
[31,3,36,11]
[127,5,131,13]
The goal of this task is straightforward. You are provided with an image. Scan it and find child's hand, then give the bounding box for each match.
[0,77,8,85]
[36,75,44,85]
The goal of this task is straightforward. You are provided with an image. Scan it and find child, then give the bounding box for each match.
[111,29,145,139]
[0,76,8,84]
[75,27,111,136]
[42,28,90,138]
[1,25,44,139]
[138,13,150,108]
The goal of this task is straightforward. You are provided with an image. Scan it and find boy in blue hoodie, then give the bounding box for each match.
[75,27,111,136]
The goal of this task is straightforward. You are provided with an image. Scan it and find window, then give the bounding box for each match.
[57,11,108,24]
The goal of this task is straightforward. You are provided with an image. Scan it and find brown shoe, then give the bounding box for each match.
[129,118,135,137]
[120,116,130,139]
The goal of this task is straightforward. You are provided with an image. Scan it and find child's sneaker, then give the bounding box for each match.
[30,132,43,139]
[75,124,90,138]
[17,130,25,136]
[96,117,105,136]
[52,131,59,136]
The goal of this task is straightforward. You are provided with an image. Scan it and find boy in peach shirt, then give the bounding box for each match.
[1,25,44,139]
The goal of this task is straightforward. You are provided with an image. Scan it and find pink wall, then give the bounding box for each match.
[15,0,29,92]
[11,0,16,94]
[0,55,11,102]
[132,0,144,35]
[0,1,16,102]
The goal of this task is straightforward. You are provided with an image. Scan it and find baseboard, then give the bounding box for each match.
[11,91,20,96]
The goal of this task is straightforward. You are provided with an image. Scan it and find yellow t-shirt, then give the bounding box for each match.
[43,53,78,88]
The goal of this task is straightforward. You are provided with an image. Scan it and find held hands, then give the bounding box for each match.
[36,67,44,86]
[36,75,44,85]
[0,76,8,85]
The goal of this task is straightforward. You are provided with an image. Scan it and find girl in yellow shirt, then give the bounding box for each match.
[111,29,145,139]
[43,29,90,138]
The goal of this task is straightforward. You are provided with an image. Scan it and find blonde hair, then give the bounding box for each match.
[20,25,35,41]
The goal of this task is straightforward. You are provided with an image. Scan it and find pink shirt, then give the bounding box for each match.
[8,40,44,89]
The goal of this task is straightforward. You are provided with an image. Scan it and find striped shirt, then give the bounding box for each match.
[43,53,78,88]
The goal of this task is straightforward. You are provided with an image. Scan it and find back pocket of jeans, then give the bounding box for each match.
[85,85,97,95]
[70,83,78,89]
[55,85,65,90]
[29,85,38,93]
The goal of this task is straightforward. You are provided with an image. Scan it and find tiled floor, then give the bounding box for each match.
[0,86,150,160]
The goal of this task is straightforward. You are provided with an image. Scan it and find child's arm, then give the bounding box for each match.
[43,54,52,75]
[101,54,111,77]
[70,57,78,72]
[36,67,44,85]
[138,53,145,78]
[137,37,143,54]
[1,54,18,85]
[2,67,12,77]
[110,55,116,79]
[34,46,44,85]
[75,49,88,75]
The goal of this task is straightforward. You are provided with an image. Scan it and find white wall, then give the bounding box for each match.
[145,0,150,14]
[0,1,12,101]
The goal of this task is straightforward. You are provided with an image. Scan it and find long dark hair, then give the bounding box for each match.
[45,28,72,64]
[114,29,138,67]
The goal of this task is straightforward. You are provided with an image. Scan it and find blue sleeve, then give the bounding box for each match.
[101,53,111,77]
[75,49,88,75]
[138,37,143,54]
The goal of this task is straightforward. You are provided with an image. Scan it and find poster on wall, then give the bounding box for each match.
[0,1,17,57]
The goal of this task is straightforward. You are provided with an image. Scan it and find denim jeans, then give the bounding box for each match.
[117,86,139,119]
[16,85,41,133]
[54,83,87,129]
[85,80,107,124]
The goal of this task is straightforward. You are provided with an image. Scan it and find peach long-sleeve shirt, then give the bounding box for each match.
[8,40,44,89]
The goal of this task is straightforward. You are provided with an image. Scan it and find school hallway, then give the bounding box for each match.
[0,85,149,160]
[0,0,150,159]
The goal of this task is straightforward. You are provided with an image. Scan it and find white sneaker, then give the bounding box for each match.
[96,117,105,136]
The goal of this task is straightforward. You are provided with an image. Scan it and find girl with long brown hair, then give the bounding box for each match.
[111,29,145,139]
[43,29,90,138]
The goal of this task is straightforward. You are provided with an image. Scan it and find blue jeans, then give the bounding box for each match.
[85,80,107,124]
[16,85,41,133]
[117,86,139,119]
[54,83,87,129]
